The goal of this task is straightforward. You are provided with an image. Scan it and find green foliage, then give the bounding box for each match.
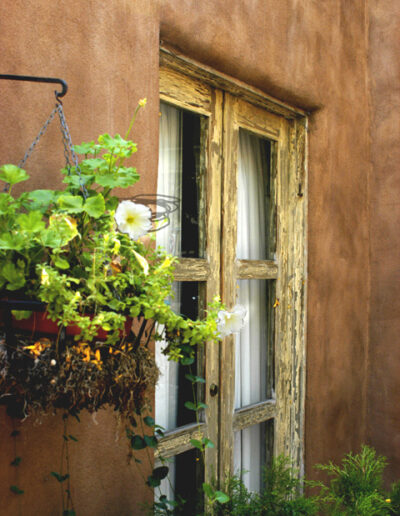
[217,456,317,516]
[10,485,24,495]
[387,481,400,515]
[313,445,392,515]
[0,102,223,402]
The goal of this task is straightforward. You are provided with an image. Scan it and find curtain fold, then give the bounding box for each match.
[234,130,268,492]
[155,103,183,500]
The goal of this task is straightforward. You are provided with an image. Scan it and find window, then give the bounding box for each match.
[155,48,307,503]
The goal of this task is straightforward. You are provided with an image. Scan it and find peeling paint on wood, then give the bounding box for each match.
[158,54,307,485]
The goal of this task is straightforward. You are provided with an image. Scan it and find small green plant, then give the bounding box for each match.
[387,480,400,515]
[313,445,393,515]
[216,456,317,516]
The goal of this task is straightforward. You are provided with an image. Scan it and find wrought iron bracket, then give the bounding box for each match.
[0,74,68,99]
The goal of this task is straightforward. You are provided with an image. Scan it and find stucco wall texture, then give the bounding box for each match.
[368,0,400,482]
[0,0,397,514]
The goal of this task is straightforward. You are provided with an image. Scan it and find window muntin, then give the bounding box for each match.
[157,57,306,498]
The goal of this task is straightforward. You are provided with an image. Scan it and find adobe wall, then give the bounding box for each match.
[0,0,377,514]
[0,1,160,515]
[367,1,400,482]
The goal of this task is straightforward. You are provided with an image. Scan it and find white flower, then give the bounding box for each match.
[115,201,152,240]
[217,305,247,338]
[50,359,57,366]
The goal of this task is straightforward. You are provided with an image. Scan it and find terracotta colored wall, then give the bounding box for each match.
[1,0,390,513]
[367,1,400,482]
[0,1,160,515]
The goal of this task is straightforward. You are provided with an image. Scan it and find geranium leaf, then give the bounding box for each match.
[73,142,96,155]
[2,262,26,290]
[16,211,45,232]
[24,190,56,211]
[0,165,29,186]
[57,194,84,213]
[83,194,105,218]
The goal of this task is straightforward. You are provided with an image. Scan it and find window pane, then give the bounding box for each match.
[237,129,274,260]
[155,282,201,431]
[157,102,206,258]
[157,448,203,515]
[234,420,274,493]
[235,280,275,408]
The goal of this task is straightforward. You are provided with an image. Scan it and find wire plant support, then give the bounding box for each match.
[0,74,68,100]
[0,73,178,227]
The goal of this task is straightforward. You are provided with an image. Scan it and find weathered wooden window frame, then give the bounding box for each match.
[157,46,308,485]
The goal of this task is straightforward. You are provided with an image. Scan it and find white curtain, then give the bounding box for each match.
[155,102,183,500]
[234,130,268,492]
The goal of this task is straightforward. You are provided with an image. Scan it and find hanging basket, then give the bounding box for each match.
[0,97,162,421]
[0,299,134,340]
[0,329,158,420]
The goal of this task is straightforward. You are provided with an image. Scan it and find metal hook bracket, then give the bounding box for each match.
[0,74,68,99]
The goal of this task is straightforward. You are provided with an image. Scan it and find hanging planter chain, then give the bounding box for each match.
[18,106,59,169]
[0,73,87,198]
[56,102,88,199]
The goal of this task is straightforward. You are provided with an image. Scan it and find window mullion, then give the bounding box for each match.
[219,92,239,482]
[204,88,224,485]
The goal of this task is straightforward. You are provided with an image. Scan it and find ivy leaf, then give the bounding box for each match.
[185,374,206,384]
[51,472,70,483]
[10,485,24,495]
[214,491,230,504]
[146,466,169,488]
[143,416,155,427]
[144,435,158,448]
[181,356,195,366]
[83,194,105,218]
[202,482,214,499]
[130,435,146,450]
[190,439,203,450]
[0,164,29,186]
[203,438,214,449]
[10,457,22,467]
[151,466,169,481]
[57,194,84,213]
[184,401,198,411]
